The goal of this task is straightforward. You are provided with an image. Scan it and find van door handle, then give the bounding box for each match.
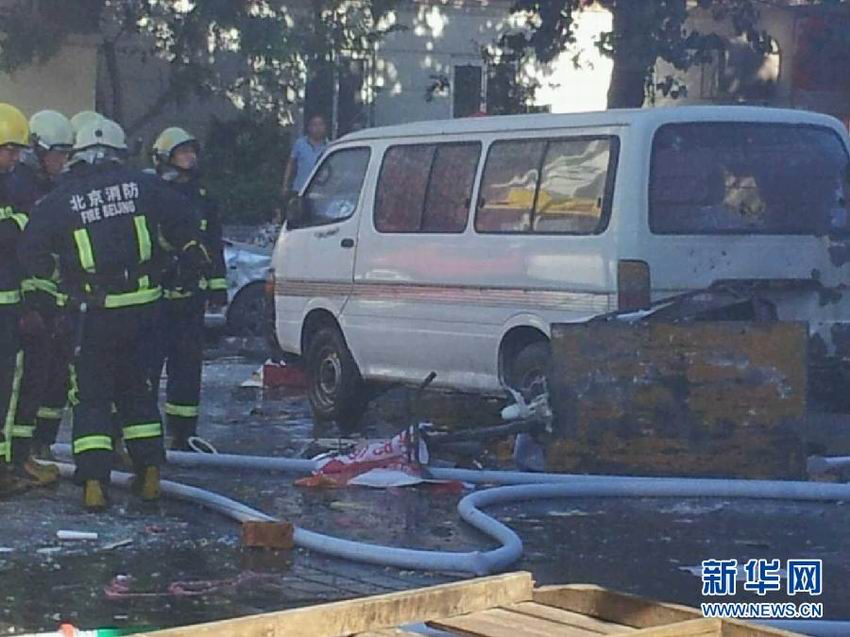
[340,238,355,248]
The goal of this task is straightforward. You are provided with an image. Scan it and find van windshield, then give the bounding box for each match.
[650,123,850,235]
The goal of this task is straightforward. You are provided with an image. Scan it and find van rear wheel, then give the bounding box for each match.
[506,341,551,400]
[305,326,368,432]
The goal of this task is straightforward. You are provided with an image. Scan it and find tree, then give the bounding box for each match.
[499,0,780,108]
[0,0,399,133]
[0,0,399,221]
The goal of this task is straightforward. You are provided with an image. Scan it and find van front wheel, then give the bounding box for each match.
[506,340,551,400]
[305,326,368,431]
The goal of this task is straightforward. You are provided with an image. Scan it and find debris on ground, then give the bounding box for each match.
[103,572,281,600]
[241,521,295,550]
[241,360,306,389]
[296,426,465,490]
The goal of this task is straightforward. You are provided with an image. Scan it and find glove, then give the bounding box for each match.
[19,309,46,337]
[173,241,211,294]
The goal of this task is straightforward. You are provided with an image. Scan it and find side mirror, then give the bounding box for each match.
[285,195,305,228]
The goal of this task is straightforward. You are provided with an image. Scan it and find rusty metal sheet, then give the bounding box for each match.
[547,322,807,479]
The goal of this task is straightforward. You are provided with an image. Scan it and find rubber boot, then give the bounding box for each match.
[168,436,192,452]
[0,464,30,498]
[31,441,56,462]
[83,480,107,512]
[133,466,160,502]
[113,445,133,472]
[15,456,59,487]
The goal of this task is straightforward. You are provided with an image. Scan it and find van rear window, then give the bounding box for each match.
[650,123,850,235]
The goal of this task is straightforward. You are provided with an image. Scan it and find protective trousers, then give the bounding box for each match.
[147,297,205,447]
[0,310,23,466]
[18,312,71,451]
[71,304,165,482]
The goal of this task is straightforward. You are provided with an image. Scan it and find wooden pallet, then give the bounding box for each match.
[141,572,803,637]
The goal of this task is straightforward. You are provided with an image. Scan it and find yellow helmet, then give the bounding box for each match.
[70,110,103,135]
[152,127,198,165]
[29,110,74,151]
[0,103,30,148]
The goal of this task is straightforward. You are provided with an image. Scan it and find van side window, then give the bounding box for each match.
[422,143,480,232]
[476,140,545,233]
[375,142,481,233]
[375,145,432,232]
[476,137,617,235]
[296,147,370,229]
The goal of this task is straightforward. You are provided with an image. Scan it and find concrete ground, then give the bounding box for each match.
[1,338,849,634]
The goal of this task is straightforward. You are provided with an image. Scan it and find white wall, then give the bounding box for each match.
[370,0,612,125]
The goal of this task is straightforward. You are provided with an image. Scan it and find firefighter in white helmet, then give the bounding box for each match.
[7,110,76,474]
[19,117,208,510]
[70,111,103,136]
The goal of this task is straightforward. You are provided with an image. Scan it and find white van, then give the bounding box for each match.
[271,106,850,427]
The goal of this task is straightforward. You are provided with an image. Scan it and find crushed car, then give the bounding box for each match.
[205,238,273,339]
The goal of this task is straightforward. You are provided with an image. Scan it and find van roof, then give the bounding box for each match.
[340,105,843,143]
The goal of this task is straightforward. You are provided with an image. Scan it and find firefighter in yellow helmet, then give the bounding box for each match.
[0,103,33,495]
[146,127,226,450]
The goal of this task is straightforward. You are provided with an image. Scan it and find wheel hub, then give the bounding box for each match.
[318,350,342,397]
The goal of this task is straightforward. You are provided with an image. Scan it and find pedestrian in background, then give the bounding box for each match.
[282,114,328,201]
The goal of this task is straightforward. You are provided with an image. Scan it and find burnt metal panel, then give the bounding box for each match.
[547,321,807,479]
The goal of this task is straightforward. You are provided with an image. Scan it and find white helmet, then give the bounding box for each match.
[70,110,104,135]
[29,110,74,151]
[74,117,127,152]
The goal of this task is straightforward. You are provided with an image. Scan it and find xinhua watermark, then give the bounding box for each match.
[699,558,824,620]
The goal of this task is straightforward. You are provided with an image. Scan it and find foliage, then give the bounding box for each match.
[480,47,542,115]
[497,0,791,108]
[0,0,401,221]
[201,116,291,223]
[0,0,400,130]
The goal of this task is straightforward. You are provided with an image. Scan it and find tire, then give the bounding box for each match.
[305,326,369,432]
[506,340,551,400]
[226,283,267,338]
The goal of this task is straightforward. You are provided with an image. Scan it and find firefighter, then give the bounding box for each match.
[11,110,74,467]
[148,127,227,450]
[19,118,208,511]
[19,110,74,191]
[0,103,31,496]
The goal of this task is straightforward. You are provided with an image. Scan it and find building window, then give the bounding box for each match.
[453,65,483,118]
